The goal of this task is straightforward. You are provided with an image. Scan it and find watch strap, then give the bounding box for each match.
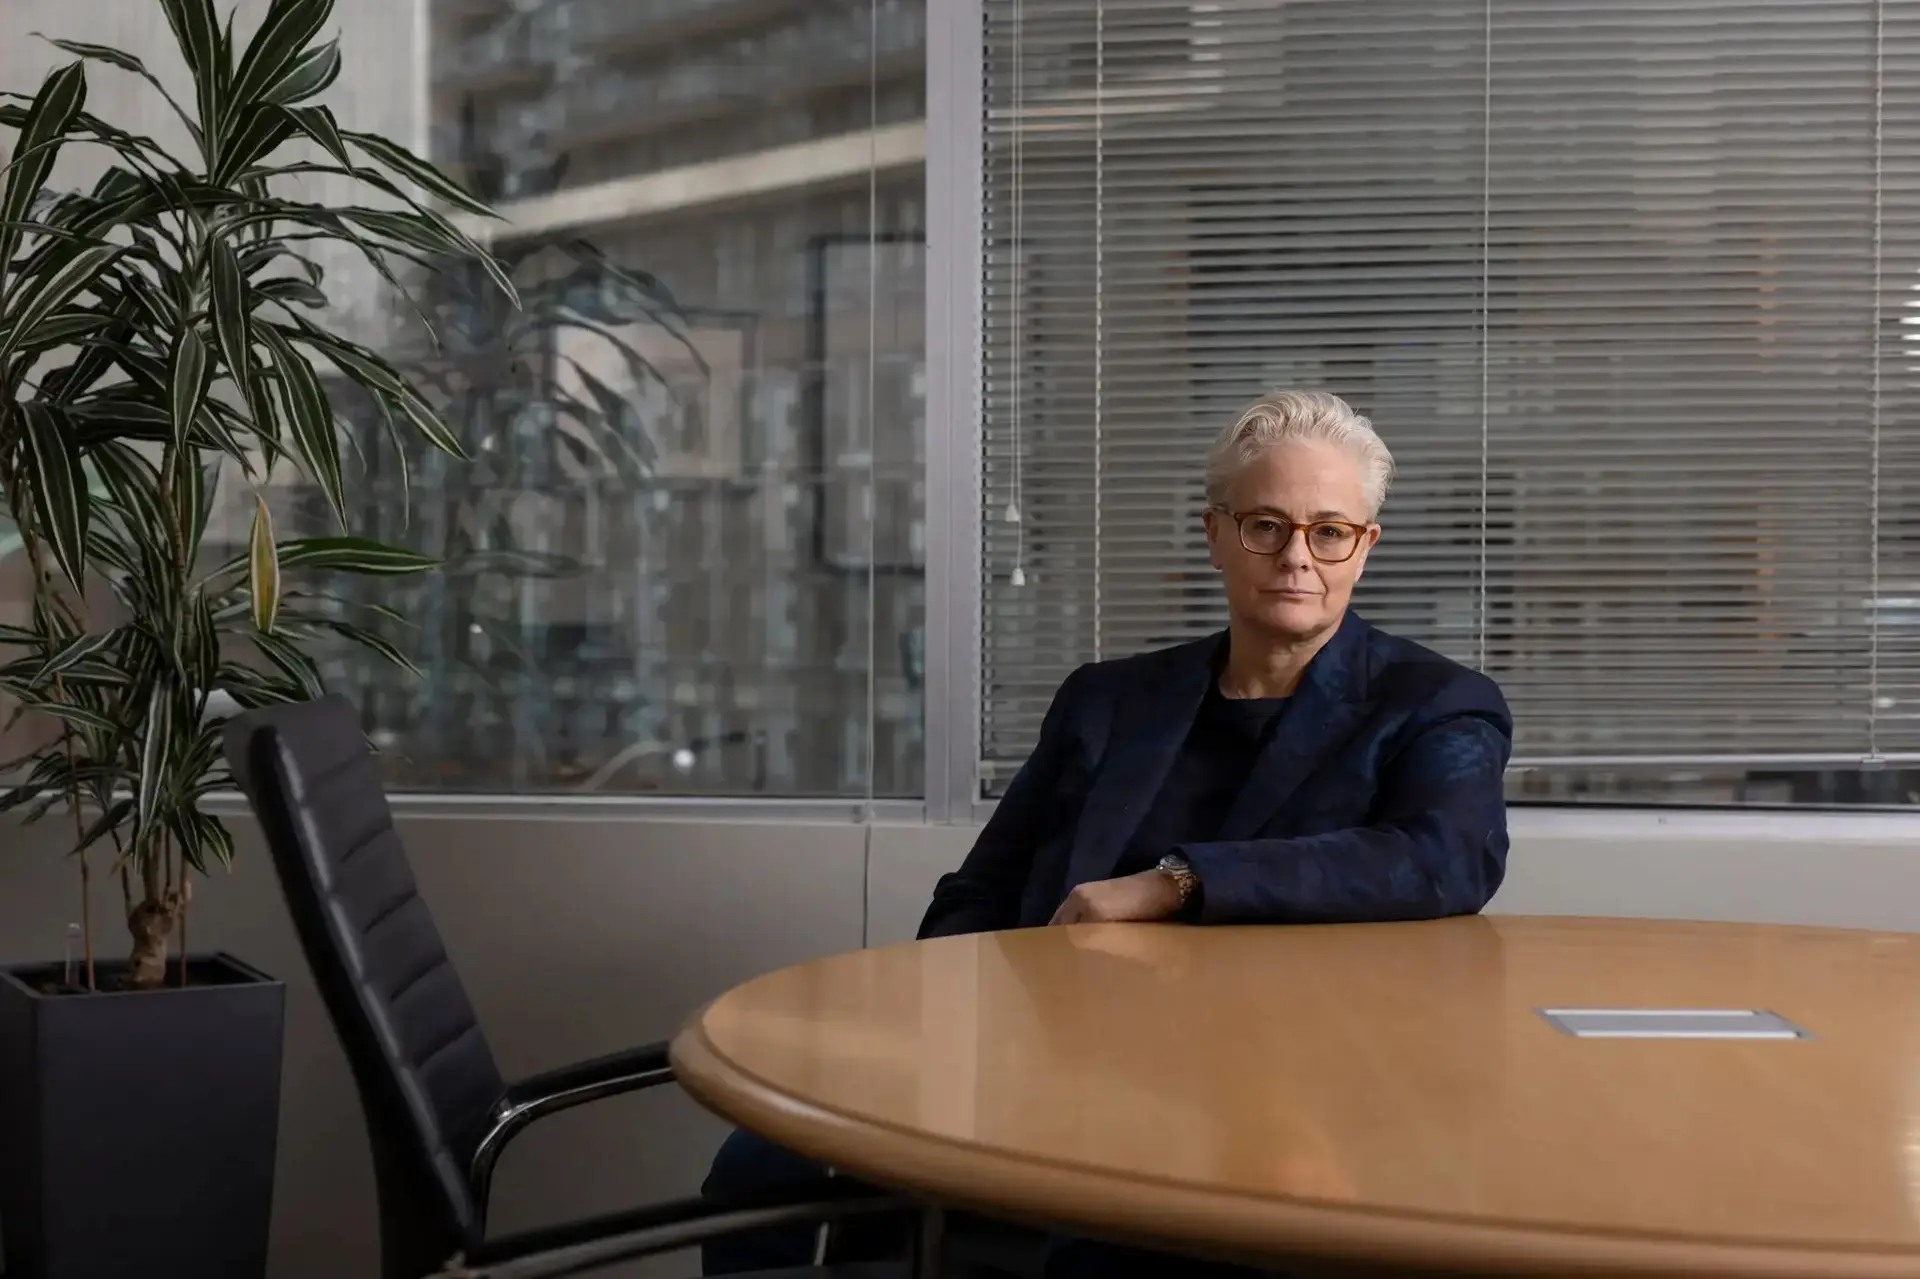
[1156,852,1199,908]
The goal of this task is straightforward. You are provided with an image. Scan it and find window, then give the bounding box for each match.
[979,0,1920,806]
[317,0,930,796]
[14,1,1920,811]
[0,0,926,802]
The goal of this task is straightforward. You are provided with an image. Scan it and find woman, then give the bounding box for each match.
[702,389,1514,1276]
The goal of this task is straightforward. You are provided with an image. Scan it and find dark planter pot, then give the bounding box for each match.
[0,952,285,1279]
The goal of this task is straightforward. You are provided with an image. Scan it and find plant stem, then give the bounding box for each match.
[79,852,95,991]
[55,685,91,988]
[175,849,188,987]
[56,656,92,989]
[1,453,98,989]
[127,836,173,989]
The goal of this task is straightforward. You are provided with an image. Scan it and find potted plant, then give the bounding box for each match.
[0,1,509,1275]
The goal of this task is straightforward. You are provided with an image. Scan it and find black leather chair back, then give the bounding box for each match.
[224,696,504,1275]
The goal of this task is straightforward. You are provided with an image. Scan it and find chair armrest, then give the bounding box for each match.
[501,1042,675,1113]
[471,1042,676,1212]
[439,1178,911,1279]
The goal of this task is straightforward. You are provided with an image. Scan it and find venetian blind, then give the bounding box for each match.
[979,0,1920,792]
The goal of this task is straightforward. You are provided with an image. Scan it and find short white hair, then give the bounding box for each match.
[1204,389,1395,519]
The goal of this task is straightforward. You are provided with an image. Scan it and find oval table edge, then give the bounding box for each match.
[668,937,1920,1279]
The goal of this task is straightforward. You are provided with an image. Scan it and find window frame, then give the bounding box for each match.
[923,0,991,823]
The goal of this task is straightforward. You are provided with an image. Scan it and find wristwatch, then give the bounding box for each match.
[1156,852,1199,909]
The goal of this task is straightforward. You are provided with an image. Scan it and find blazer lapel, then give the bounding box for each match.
[1063,637,1219,892]
[1216,612,1376,842]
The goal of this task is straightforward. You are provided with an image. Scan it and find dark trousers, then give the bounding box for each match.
[700,1128,904,1273]
[700,1129,1281,1278]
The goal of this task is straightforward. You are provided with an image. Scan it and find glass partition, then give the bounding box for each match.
[326,0,928,796]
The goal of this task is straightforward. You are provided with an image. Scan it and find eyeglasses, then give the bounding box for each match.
[1214,508,1373,564]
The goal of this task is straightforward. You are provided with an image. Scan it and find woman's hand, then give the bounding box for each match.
[1049,869,1184,925]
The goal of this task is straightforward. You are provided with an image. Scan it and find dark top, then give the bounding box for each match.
[1112,681,1290,880]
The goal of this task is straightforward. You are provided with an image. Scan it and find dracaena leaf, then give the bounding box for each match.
[83,524,138,577]
[74,797,136,858]
[383,386,469,461]
[184,452,218,554]
[159,0,219,80]
[258,322,345,524]
[249,495,281,634]
[35,39,147,79]
[209,234,249,362]
[186,589,220,695]
[159,0,224,164]
[340,207,464,255]
[0,61,85,272]
[283,322,469,460]
[251,156,514,309]
[19,403,89,589]
[295,616,421,677]
[230,0,333,119]
[251,629,323,700]
[16,699,119,736]
[343,127,496,221]
[12,310,113,352]
[31,629,120,688]
[216,105,296,181]
[39,37,203,152]
[17,793,71,827]
[352,204,517,310]
[169,324,209,452]
[171,804,234,874]
[0,785,52,819]
[208,235,282,466]
[0,216,98,245]
[254,276,327,310]
[240,240,324,286]
[190,400,249,470]
[261,38,341,106]
[5,657,129,691]
[0,243,125,362]
[87,439,166,537]
[274,103,351,171]
[264,536,435,576]
[220,7,237,76]
[215,662,304,710]
[134,680,175,854]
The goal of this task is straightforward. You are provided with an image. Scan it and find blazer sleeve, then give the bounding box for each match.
[1176,672,1513,925]
[917,666,1087,940]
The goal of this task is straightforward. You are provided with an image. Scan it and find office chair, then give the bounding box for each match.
[221,695,930,1279]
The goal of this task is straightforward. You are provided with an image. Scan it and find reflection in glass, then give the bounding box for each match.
[286,0,928,796]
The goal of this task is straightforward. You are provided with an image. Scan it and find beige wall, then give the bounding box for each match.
[6,807,1920,1276]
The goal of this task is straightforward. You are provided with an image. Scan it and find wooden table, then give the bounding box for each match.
[670,916,1920,1276]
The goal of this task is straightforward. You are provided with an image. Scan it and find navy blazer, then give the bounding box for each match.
[919,612,1514,939]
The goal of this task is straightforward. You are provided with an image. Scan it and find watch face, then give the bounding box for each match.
[1157,856,1196,902]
